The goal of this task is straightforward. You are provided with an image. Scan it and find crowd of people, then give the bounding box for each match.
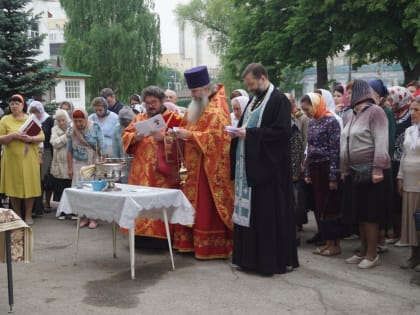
[0,63,420,276]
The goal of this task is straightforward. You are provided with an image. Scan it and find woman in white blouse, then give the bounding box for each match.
[397,96,420,271]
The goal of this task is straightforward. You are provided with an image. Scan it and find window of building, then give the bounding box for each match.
[65,80,80,99]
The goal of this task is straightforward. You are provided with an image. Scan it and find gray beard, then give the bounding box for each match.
[187,97,208,124]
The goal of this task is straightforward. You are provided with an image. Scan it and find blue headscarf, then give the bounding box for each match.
[91,96,109,117]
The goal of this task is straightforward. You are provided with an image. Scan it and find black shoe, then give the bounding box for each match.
[57,212,66,220]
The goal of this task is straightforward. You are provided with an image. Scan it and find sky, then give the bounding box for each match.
[153,0,188,54]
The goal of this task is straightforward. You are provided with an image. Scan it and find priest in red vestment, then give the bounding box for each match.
[173,66,234,259]
[121,86,183,240]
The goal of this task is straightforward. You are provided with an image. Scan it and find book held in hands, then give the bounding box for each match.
[134,114,167,136]
[18,114,42,136]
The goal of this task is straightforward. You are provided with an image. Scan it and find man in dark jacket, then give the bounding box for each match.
[100,88,124,114]
[230,63,299,275]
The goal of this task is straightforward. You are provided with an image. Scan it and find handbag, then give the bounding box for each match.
[350,163,372,185]
[347,115,372,185]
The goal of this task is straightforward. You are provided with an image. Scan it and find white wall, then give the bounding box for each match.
[54,79,87,109]
[27,0,50,61]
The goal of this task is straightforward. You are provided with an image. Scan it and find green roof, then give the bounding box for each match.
[58,70,91,78]
[42,67,91,78]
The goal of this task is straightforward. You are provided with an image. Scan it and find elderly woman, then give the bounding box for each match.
[88,97,119,156]
[0,94,45,224]
[387,86,413,246]
[230,96,249,127]
[67,109,104,229]
[341,80,391,269]
[112,106,135,183]
[50,109,73,219]
[28,101,55,211]
[301,92,341,256]
[397,96,420,271]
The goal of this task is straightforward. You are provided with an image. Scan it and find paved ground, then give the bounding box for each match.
[1,207,420,315]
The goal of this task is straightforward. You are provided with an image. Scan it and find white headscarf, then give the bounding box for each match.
[319,89,343,130]
[28,101,50,123]
[233,89,249,98]
[231,95,249,127]
[232,96,249,113]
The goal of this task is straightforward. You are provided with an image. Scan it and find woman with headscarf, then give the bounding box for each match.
[50,109,74,220]
[316,89,343,130]
[340,79,391,269]
[230,89,249,100]
[301,92,341,256]
[88,97,119,156]
[28,101,55,211]
[387,86,413,246]
[397,96,420,271]
[0,94,45,224]
[67,109,104,229]
[129,94,146,114]
[230,96,249,127]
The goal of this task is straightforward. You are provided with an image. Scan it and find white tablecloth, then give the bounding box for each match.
[57,184,195,228]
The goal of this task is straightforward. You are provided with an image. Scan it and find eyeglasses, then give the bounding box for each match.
[145,100,160,106]
[9,101,22,106]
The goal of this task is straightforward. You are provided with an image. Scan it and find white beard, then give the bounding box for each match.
[187,97,208,124]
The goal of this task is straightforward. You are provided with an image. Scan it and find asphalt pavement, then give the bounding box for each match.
[1,204,420,315]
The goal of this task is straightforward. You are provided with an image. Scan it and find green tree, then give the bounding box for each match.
[224,1,293,87]
[343,0,420,83]
[156,66,183,91]
[226,0,348,89]
[0,0,57,106]
[60,0,161,103]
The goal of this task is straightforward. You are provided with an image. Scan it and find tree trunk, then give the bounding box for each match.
[316,58,328,89]
[401,63,420,85]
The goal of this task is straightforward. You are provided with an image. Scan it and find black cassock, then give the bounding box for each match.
[230,88,299,275]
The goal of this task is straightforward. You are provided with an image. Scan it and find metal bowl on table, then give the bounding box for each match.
[95,161,127,190]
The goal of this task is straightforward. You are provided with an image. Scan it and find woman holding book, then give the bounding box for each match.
[0,94,45,225]
[67,109,104,229]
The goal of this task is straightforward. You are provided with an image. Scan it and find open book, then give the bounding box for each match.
[18,114,42,136]
[134,114,167,136]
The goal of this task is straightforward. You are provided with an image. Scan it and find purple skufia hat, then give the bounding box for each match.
[184,66,210,89]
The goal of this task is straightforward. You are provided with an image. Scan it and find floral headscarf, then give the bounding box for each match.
[388,86,412,119]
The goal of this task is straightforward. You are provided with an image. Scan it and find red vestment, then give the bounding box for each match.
[173,84,234,259]
[121,109,182,238]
